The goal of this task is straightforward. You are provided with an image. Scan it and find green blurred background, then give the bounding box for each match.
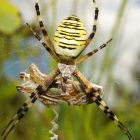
[0,0,140,140]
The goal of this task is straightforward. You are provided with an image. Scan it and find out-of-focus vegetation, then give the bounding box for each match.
[0,0,140,140]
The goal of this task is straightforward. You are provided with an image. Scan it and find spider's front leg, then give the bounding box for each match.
[35,0,54,50]
[1,67,60,140]
[73,69,132,139]
[76,0,99,57]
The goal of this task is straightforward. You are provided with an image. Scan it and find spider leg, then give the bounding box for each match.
[1,68,60,140]
[88,93,132,139]
[26,23,59,61]
[90,83,104,98]
[76,0,99,57]
[34,0,55,52]
[1,91,41,140]
[73,69,132,139]
[76,38,112,64]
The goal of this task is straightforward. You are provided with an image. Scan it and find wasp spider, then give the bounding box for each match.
[1,0,132,139]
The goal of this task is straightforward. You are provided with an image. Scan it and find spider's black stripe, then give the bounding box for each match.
[58,32,81,38]
[1,85,45,140]
[59,25,86,31]
[105,106,109,110]
[3,125,15,140]
[93,98,132,139]
[58,41,78,46]
[88,32,96,41]
[55,35,86,42]
[63,21,81,25]
[86,88,116,120]
[3,112,25,140]
[1,101,31,137]
[56,53,76,59]
[41,42,51,52]
[39,21,44,28]
[35,3,40,16]
[96,95,102,101]
[99,39,112,49]
[95,8,99,20]
[86,88,97,98]
[31,97,38,103]
[1,86,42,135]
[58,30,83,36]
[30,85,43,103]
[100,44,106,49]
[35,2,49,37]
[66,16,80,22]
[93,25,97,32]
[56,29,84,35]
[118,121,132,139]
[86,49,98,57]
[30,92,36,98]
[59,45,76,50]
[49,80,59,88]
[39,21,48,35]
[18,113,24,120]
[62,23,81,28]
[32,31,41,41]
[36,85,44,95]
[95,99,100,105]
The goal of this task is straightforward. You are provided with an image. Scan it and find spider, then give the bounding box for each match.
[1,0,132,139]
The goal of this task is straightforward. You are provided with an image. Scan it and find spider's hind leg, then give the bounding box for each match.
[89,94,132,139]
[1,68,60,140]
[73,69,132,139]
[1,92,38,140]
[90,83,104,98]
[84,83,104,104]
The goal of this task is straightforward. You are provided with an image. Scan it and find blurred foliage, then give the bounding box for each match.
[0,0,21,34]
[0,0,140,140]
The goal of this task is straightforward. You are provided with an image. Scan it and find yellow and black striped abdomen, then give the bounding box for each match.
[54,15,87,58]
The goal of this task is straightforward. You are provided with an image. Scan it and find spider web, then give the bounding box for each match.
[49,106,59,140]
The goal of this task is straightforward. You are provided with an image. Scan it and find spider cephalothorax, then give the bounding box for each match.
[1,0,132,140]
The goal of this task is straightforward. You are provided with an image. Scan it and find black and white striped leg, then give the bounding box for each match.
[1,68,60,140]
[26,23,59,61]
[87,0,99,43]
[90,83,104,98]
[76,38,112,64]
[73,69,132,139]
[1,88,42,140]
[88,92,132,139]
[77,0,99,57]
[35,0,55,50]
